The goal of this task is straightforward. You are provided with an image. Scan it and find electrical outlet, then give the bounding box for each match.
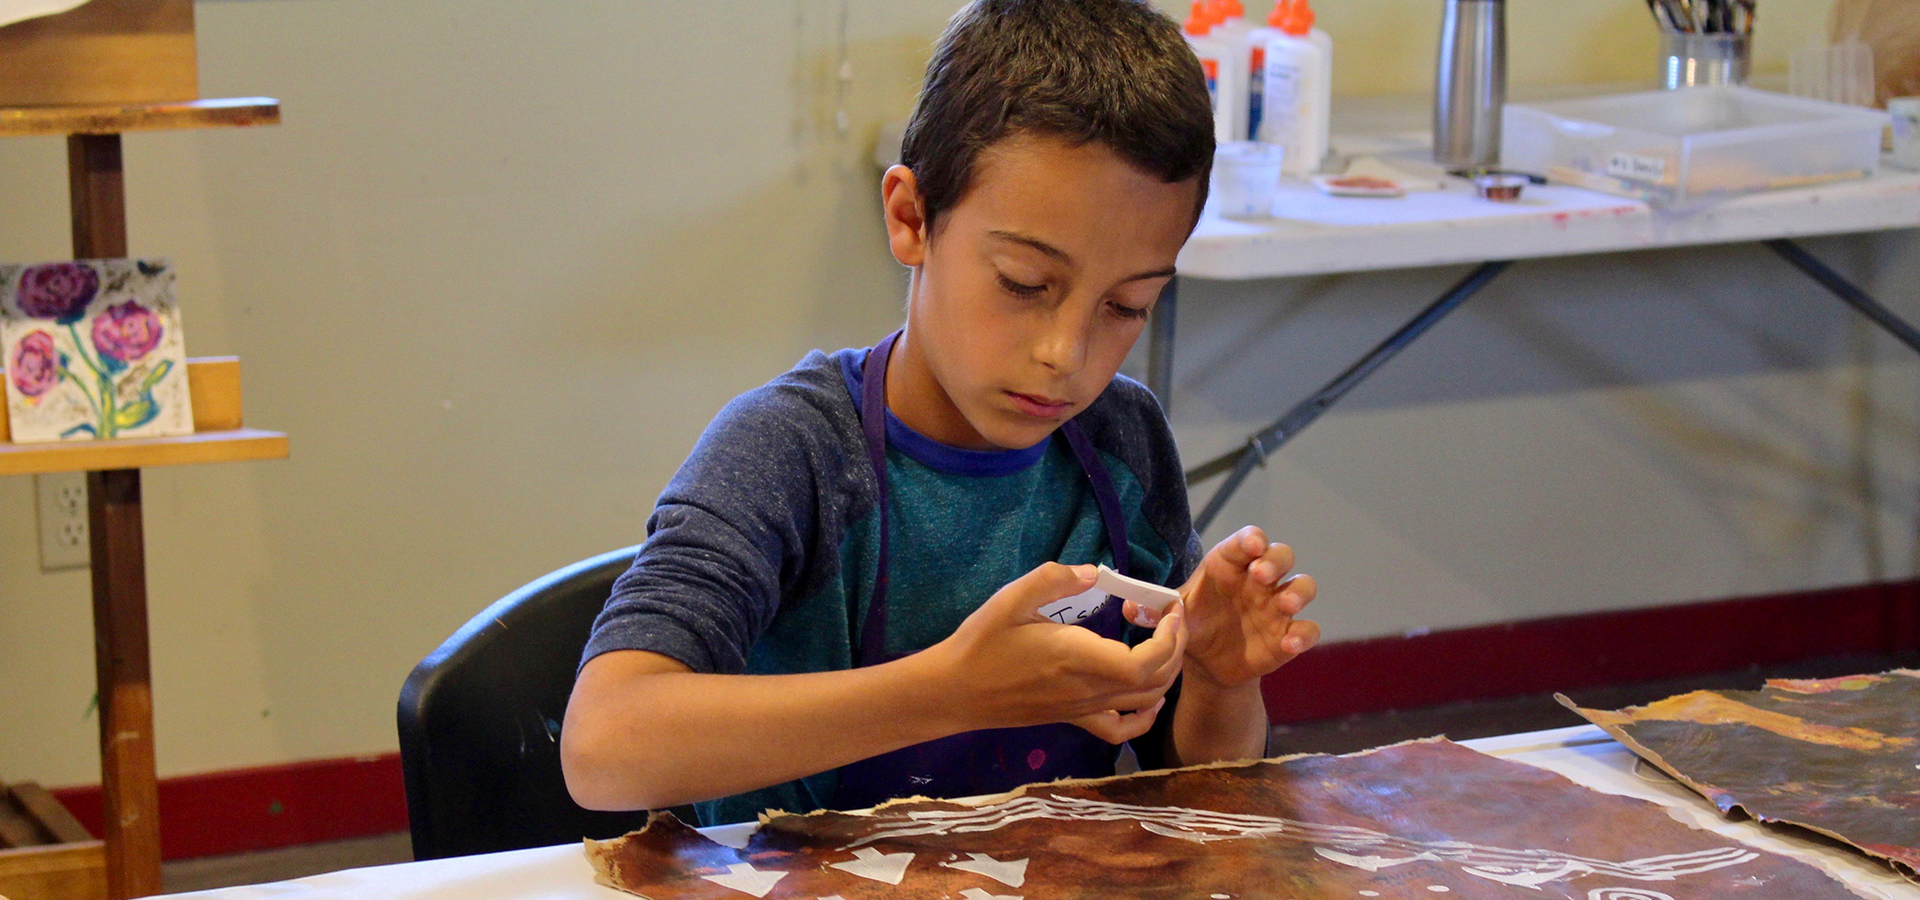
[35,472,89,571]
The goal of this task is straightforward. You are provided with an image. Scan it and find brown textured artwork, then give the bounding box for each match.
[585,739,1865,900]
[1562,669,1920,875]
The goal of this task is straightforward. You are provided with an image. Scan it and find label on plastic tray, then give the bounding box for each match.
[1605,151,1667,182]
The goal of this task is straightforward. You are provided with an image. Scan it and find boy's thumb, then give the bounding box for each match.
[995,562,1099,618]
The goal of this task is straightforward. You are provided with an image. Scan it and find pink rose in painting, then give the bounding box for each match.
[90,301,163,363]
[16,262,99,323]
[10,331,60,397]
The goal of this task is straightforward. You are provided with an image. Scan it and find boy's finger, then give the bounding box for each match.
[1123,601,1187,687]
[1280,618,1321,658]
[1209,526,1266,568]
[1250,543,1297,585]
[1124,598,1159,628]
[1278,574,1317,615]
[1070,698,1164,744]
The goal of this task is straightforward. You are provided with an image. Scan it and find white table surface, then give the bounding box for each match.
[160,725,1920,899]
[1177,134,1920,281]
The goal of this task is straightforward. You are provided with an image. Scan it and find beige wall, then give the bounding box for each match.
[2,0,1912,788]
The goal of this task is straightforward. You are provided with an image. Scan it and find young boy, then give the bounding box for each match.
[562,0,1319,826]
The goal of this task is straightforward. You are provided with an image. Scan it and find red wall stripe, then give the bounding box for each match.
[1261,578,1920,723]
[51,753,407,861]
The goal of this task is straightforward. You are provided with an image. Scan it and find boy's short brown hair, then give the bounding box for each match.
[900,0,1216,234]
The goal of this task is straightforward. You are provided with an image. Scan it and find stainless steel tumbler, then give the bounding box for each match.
[1434,0,1507,169]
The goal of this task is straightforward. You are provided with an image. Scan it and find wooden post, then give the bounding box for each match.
[70,131,163,899]
[69,134,127,257]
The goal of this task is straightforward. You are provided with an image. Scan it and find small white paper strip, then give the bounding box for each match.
[827,847,914,885]
[0,0,93,29]
[701,862,787,897]
[959,889,1024,900]
[1093,565,1181,613]
[943,852,1029,888]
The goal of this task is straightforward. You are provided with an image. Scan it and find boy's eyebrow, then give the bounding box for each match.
[987,230,1179,283]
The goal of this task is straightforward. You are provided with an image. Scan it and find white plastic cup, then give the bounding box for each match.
[1210,141,1285,220]
[1890,97,1920,171]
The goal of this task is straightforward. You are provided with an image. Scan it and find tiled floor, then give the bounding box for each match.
[158,651,1916,894]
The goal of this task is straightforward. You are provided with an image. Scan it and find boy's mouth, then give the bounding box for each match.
[1006,390,1073,419]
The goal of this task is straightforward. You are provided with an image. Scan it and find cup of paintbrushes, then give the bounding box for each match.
[1649,0,1754,89]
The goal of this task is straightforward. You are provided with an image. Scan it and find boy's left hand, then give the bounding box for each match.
[1161,526,1319,690]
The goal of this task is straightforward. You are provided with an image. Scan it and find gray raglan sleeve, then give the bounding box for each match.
[581,386,833,675]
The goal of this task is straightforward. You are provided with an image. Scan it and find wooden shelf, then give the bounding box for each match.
[0,841,105,900]
[0,97,279,137]
[0,428,287,476]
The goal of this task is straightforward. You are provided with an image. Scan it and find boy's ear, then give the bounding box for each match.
[881,165,929,268]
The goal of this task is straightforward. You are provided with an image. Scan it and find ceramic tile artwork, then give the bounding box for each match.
[1,259,194,443]
[586,739,1864,900]
[1563,669,1920,875]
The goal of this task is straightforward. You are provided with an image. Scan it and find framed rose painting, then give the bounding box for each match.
[1,259,193,443]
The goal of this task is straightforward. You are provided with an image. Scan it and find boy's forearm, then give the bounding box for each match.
[562,650,963,811]
[1166,675,1269,768]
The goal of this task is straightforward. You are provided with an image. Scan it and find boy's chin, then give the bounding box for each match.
[970,413,1067,452]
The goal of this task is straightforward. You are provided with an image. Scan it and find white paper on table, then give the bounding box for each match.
[1268,180,1641,228]
[0,0,93,28]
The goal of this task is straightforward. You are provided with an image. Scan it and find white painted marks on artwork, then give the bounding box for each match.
[1358,892,1380,897]
[1588,890,1676,900]
[1426,887,1451,893]
[943,852,1028,887]
[828,847,914,884]
[842,793,1760,893]
[958,889,1023,900]
[1314,848,1439,871]
[702,862,787,897]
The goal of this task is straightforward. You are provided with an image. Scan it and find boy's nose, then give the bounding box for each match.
[1032,314,1090,376]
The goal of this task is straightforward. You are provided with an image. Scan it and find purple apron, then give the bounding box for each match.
[834,330,1140,810]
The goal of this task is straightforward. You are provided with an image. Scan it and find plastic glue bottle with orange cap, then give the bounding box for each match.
[1183,0,1246,145]
[1209,0,1257,142]
[1255,0,1332,175]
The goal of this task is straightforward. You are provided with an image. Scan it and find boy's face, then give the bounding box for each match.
[882,134,1197,451]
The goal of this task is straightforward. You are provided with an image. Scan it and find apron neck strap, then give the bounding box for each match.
[856,329,1130,666]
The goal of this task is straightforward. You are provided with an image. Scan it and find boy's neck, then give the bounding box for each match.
[883,328,1000,452]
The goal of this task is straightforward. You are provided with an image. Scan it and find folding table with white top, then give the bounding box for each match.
[1154,135,1920,531]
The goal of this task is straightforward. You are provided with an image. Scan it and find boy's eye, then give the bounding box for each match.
[997,274,1047,298]
[1108,301,1151,320]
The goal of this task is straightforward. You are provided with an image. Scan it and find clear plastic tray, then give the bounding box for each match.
[1501,87,1890,207]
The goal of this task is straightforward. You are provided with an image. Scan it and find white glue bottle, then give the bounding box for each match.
[1183,0,1245,146]
[1246,0,1327,141]
[1209,0,1256,142]
[1257,0,1330,176]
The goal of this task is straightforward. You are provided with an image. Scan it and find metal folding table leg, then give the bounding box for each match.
[1147,279,1178,407]
[1765,239,1920,357]
[1186,261,1513,533]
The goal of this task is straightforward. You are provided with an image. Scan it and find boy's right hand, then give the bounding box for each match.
[922,562,1187,744]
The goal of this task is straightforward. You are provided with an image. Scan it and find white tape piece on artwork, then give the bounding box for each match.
[828,847,914,885]
[701,862,787,897]
[842,794,1758,892]
[943,852,1029,887]
[0,0,92,28]
[958,889,1023,900]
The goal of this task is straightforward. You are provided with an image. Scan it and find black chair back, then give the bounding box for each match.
[397,545,672,860]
